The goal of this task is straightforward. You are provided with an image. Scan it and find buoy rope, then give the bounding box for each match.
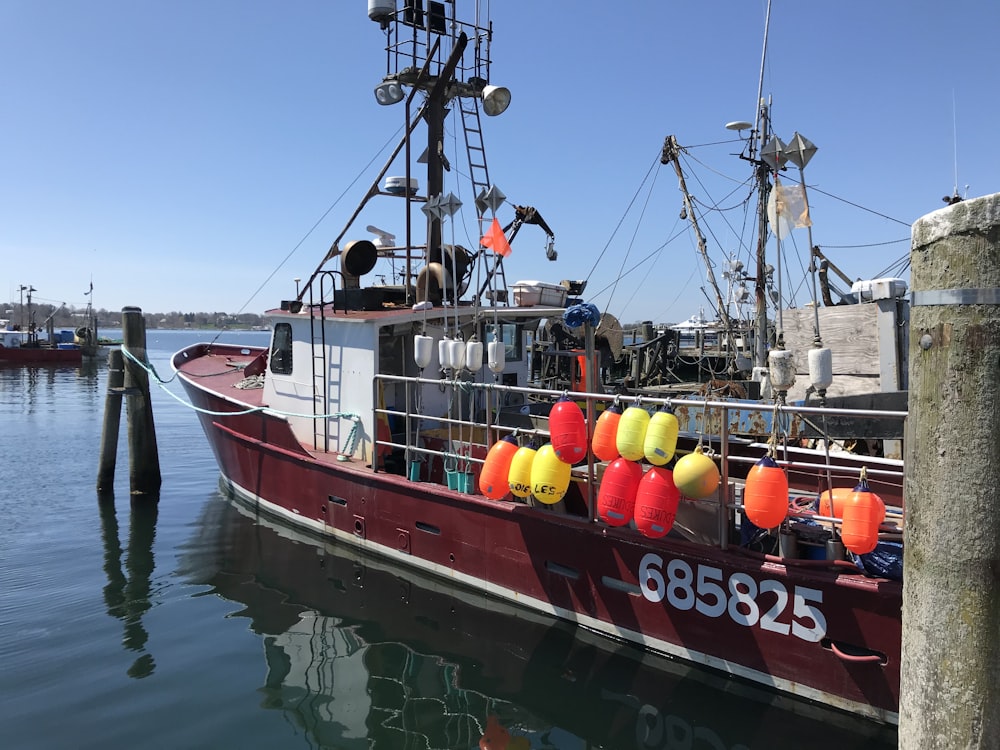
[766,401,782,459]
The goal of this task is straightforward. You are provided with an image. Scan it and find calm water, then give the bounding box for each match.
[0,330,898,750]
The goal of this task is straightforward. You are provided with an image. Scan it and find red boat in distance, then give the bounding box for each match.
[0,328,83,366]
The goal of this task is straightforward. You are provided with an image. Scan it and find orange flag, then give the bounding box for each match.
[481,217,512,257]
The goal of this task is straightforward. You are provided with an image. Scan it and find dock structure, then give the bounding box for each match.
[899,193,1000,748]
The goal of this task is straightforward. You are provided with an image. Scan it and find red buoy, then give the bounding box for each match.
[479,435,519,500]
[549,396,588,464]
[634,466,681,538]
[742,455,789,529]
[590,403,622,462]
[841,474,885,555]
[597,458,642,526]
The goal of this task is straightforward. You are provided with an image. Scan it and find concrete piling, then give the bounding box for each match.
[900,193,1000,747]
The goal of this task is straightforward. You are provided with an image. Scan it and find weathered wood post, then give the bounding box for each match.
[901,194,1000,747]
[122,307,161,497]
[96,348,125,493]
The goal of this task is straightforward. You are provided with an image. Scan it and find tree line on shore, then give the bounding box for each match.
[3,303,265,331]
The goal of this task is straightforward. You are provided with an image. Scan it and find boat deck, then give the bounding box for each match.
[171,342,268,409]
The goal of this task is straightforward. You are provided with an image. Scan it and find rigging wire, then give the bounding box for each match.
[805,185,912,227]
[583,150,661,284]
[231,125,407,317]
[821,238,910,248]
[604,163,662,318]
[680,149,758,268]
[587,225,690,301]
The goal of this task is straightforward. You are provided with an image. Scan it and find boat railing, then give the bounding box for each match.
[372,373,907,555]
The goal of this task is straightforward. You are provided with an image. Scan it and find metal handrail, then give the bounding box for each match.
[372,372,908,550]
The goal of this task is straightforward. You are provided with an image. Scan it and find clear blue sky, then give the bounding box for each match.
[2,1,997,324]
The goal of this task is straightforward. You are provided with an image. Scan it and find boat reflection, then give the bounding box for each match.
[183,492,897,750]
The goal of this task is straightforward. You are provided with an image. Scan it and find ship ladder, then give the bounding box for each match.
[460,96,507,298]
[308,273,336,451]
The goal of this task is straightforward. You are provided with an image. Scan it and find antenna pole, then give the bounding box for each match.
[661,135,732,337]
[753,99,772,369]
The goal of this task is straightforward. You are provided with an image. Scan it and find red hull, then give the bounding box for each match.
[193,494,899,748]
[0,346,82,365]
[174,343,902,723]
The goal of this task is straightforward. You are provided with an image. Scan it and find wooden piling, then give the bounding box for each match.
[96,348,125,493]
[900,193,1000,747]
[122,307,161,497]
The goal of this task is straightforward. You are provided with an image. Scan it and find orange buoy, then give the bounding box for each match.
[643,408,679,466]
[479,435,518,500]
[673,446,720,499]
[549,396,588,464]
[591,403,622,462]
[818,487,853,518]
[841,475,885,555]
[507,442,537,498]
[597,457,642,526]
[530,444,572,504]
[742,455,789,529]
[616,405,650,461]
[634,466,681,538]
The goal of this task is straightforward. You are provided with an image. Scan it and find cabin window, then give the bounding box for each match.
[487,323,522,362]
[270,323,293,375]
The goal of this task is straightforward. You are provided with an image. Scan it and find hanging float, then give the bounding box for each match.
[818,486,853,518]
[507,441,537,498]
[590,402,622,462]
[479,435,518,500]
[841,469,885,555]
[742,454,789,529]
[643,408,679,466]
[438,336,453,369]
[673,445,720,499]
[549,395,588,464]
[634,466,681,538]
[616,403,650,462]
[413,334,433,369]
[465,337,484,371]
[487,339,505,374]
[530,444,571,504]
[596,457,642,526]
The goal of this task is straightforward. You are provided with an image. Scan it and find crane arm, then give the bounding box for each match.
[502,205,556,260]
[811,245,854,288]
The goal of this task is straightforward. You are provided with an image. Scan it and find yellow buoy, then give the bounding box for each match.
[530,444,571,505]
[673,446,720,499]
[616,405,650,462]
[643,409,679,466]
[507,443,537,498]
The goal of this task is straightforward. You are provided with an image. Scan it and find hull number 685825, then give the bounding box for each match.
[638,553,827,642]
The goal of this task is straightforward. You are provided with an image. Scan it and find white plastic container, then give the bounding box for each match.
[512,280,567,307]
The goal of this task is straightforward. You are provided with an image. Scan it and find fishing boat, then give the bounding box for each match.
[0,326,83,365]
[0,287,84,366]
[172,2,905,724]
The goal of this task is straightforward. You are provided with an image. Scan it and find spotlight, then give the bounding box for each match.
[481,85,511,116]
[374,77,404,106]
